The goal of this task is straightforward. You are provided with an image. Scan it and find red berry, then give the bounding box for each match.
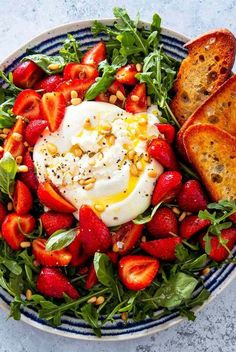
[156,123,176,144]
[40,211,74,236]
[25,119,48,146]
[147,207,178,238]
[177,180,208,213]
[180,215,211,239]
[152,171,182,206]
[141,237,182,261]
[148,138,179,170]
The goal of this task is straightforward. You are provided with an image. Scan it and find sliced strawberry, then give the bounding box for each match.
[13,61,44,89]
[25,119,48,146]
[95,92,109,102]
[56,78,94,104]
[85,263,98,289]
[13,180,33,215]
[200,228,236,262]
[147,207,178,238]
[20,151,39,192]
[115,64,138,85]
[108,80,125,95]
[68,231,90,267]
[118,255,159,291]
[63,63,99,80]
[0,203,7,226]
[156,124,176,144]
[148,138,179,170]
[112,222,143,255]
[152,171,182,206]
[37,181,76,213]
[32,238,72,266]
[106,251,118,264]
[141,237,182,261]
[81,41,106,68]
[180,215,211,239]
[34,75,63,93]
[4,118,25,158]
[79,205,111,256]
[125,83,147,113]
[36,267,79,299]
[13,89,41,120]
[2,213,36,250]
[40,211,74,236]
[177,180,208,213]
[40,92,66,132]
[230,213,236,223]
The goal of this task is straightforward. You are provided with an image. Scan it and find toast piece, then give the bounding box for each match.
[183,124,236,202]
[177,74,236,156]
[170,29,236,126]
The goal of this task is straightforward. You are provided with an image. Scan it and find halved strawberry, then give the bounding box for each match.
[68,231,90,267]
[85,263,98,289]
[152,171,183,206]
[112,222,143,255]
[180,215,211,239]
[81,41,106,67]
[107,80,125,95]
[0,203,7,226]
[34,75,63,93]
[56,79,94,104]
[13,89,41,120]
[115,64,138,85]
[95,92,109,103]
[63,63,99,80]
[118,255,159,291]
[20,151,39,192]
[141,237,182,261]
[37,181,76,213]
[106,251,118,264]
[147,138,179,170]
[40,211,74,236]
[147,207,178,238]
[25,119,48,146]
[2,213,36,250]
[156,124,176,144]
[36,267,79,299]
[40,92,66,132]
[125,83,147,113]
[177,180,208,213]
[13,180,33,215]
[4,118,26,158]
[79,205,111,256]
[13,61,44,89]
[32,238,72,266]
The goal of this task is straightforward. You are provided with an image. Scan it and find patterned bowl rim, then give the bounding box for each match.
[0,18,235,341]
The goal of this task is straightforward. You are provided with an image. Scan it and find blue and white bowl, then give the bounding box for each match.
[0,19,235,340]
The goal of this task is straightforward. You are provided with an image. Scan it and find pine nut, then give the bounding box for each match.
[20,241,31,248]
[116,90,125,101]
[12,132,23,142]
[79,179,85,185]
[7,202,13,211]
[101,122,112,131]
[70,90,78,99]
[33,260,40,267]
[136,161,144,171]
[201,267,211,276]
[172,207,181,215]
[148,170,157,178]
[47,143,58,155]
[130,163,139,176]
[84,118,91,128]
[121,312,128,321]
[136,63,142,72]
[147,96,151,106]
[109,95,117,104]
[84,177,96,185]
[141,235,146,242]
[95,296,105,305]
[112,243,119,252]
[17,165,29,173]
[138,117,147,126]
[24,141,29,147]
[87,296,97,304]
[48,63,60,71]
[108,135,115,145]
[16,155,23,164]
[71,98,82,106]
[131,94,139,102]
[73,147,83,157]
[88,158,96,166]
[94,204,106,212]
[127,150,136,160]
[178,211,187,222]
[139,134,147,140]
[0,134,7,139]
[84,183,94,191]
[26,289,32,300]
[3,128,10,134]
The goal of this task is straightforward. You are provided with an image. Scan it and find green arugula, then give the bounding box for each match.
[0,71,22,94]
[0,152,17,198]
[59,34,82,63]
[133,202,162,224]
[22,54,66,75]
[46,227,79,251]
[0,96,15,128]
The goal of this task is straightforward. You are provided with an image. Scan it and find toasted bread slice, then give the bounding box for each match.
[177,74,236,156]
[170,29,236,126]
[183,124,236,202]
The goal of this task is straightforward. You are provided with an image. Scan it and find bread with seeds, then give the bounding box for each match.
[170,29,236,126]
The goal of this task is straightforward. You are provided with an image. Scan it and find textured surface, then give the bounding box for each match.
[0,0,235,351]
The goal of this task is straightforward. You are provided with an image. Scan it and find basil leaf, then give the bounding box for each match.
[133,202,162,224]
[93,252,114,287]
[46,228,78,251]
[22,54,66,75]
[0,152,17,197]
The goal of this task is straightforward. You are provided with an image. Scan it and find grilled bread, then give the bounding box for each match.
[170,29,236,126]
[183,124,236,202]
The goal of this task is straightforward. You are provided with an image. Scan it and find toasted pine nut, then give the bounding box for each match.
[84,177,96,185]
[87,296,97,304]
[108,135,115,145]
[73,147,83,157]
[130,163,139,176]
[136,161,144,171]
[70,90,78,99]
[20,241,31,248]
[139,134,147,140]
[26,289,32,301]
[71,98,82,106]
[33,260,40,267]
[127,150,136,160]
[101,122,112,131]
[12,132,23,142]
[84,183,94,191]
[7,202,13,211]
[138,117,147,126]
[116,90,125,101]
[48,63,60,71]
[121,312,128,321]
[47,143,58,155]
[201,267,211,276]
[178,211,187,222]
[0,133,7,139]
[3,128,10,134]
[141,235,146,243]
[136,63,142,72]
[95,296,105,305]
[172,207,181,215]
[147,96,151,106]
[148,170,157,178]
[88,158,96,166]
[131,94,139,102]
[112,243,119,252]
[16,155,23,164]
[79,179,85,185]
[17,165,29,173]
[94,204,106,212]
[109,95,117,104]
[24,141,29,147]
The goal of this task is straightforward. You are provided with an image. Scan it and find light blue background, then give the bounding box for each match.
[0,1,235,351]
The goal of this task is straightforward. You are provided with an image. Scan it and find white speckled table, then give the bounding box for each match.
[0,0,235,351]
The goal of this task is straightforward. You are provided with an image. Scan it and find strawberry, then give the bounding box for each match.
[156,123,176,144]
[79,205,112,256]
[20,151,39,192]
[118,255,159,291]
[0,203,7,226]
[152,171,182,206]
[85,263,98,289]
[32,238,72,266]
[141,237,182,261]
[4,118,26,158]
[13,180,33,215]
[180,215,211,239]
[177,180,208,213]
[63,63,99,80]
[115,64,138,85]
[34,75,63,93]
[36,267,79,299]
[107,80,125,96]
[25,119,48,146]
[125,83,147,113]
[81,41,106,67]
[13,61,43,89]
[112,222,143,255]
[40,92,66,132]
[147,138,179,170]
[2,213,36,250]
[37,181,76,213]
[13,89,41,120]
[95,92,109,103]
[230,213,236,223]
[200,228,236,262]
[106,251,118,264]
[68,232,90,267]
[40,211,74,236]
[147,207,178,238]
[56,79,95,104]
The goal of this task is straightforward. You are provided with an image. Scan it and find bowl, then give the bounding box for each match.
[0,18,235,341]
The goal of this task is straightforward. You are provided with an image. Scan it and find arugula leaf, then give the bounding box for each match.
[81,304,101,337]
[22,54,65,75]
[0,97,16,128]
[175,244,190,262]
[1,259,22,276]
[0,71,22,94]
[93,253,114,288]
[181,254,208,272]
[0,152,17,198]
[59,34,82,63]
[46,227,78,251]
[133,202,162,224]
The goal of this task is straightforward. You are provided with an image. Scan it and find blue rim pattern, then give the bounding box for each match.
[0,21,235,340]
